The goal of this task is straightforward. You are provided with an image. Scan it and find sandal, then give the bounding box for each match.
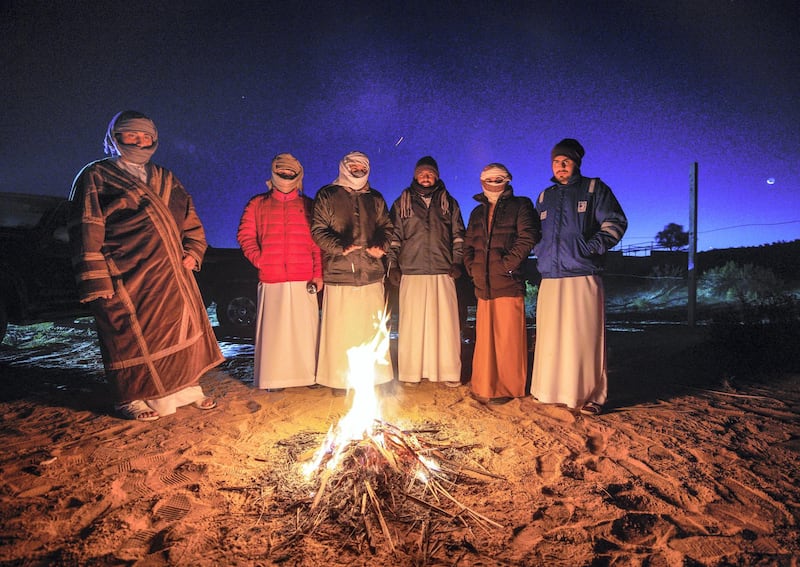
[116,400,160,422]
[193,397,217,410]
[580,402,602,416]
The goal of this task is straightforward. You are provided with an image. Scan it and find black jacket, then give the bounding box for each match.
[311,184,393,286]
[387,182,465,275]
[463,187,540,300]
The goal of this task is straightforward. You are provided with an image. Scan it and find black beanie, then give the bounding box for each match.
[551,139,585,167]
[414,155,439,178]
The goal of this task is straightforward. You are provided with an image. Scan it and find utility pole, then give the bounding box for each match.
[688,163,698,326]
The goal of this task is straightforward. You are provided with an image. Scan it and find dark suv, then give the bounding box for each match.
[0,192,261,342]
[195,247,259,338]
[0,192,86,342]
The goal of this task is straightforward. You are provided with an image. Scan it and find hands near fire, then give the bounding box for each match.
[342,244,385,259]
[365,246,386,259]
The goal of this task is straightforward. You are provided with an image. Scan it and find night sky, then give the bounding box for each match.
[4,0,798,252]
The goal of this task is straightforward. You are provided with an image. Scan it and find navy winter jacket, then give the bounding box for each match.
[534,175,627,279]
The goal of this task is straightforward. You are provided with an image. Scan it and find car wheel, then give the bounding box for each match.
[216,288,257,338]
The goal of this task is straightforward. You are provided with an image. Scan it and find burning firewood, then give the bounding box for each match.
[259,310,504,558]
[260,420,504,559]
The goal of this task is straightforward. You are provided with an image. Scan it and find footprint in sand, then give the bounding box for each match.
[586,432,607,455]
[153,493,192,522]
[116,529,159,561]
[610,512,669,546]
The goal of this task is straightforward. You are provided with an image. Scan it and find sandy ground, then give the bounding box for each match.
[1,317,798,566]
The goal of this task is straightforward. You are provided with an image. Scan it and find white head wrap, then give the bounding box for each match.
[333,151,370,192]
[104,110,159,165]
[480,162,511,193]
[267,153,304,193]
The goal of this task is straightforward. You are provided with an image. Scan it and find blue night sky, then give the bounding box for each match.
[3,0,799,252]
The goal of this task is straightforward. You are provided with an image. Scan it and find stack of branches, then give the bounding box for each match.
[267,420,505,559]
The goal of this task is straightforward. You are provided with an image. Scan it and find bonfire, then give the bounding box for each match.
[267,310,503,557]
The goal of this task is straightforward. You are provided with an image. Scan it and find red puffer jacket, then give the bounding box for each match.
[237,190,322,283]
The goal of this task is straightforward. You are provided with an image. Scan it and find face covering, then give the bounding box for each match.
[104,112,159,165]
[333,151,370,191]
[267,153,304,193]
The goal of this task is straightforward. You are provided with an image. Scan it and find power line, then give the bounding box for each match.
[699,220,800,234]
[626,219,800,240]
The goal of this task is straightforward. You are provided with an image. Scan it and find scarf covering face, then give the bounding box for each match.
[332,151,370,192]
[103,111,159,165]
[480,163,511,194]
[482,188,502,204]
[267,153,304,193]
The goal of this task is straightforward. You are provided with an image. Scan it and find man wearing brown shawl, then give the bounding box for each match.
[69,110,223,421]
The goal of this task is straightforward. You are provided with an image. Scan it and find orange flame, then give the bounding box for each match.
[302,310,391,477]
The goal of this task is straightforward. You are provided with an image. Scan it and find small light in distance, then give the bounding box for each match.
[767,177,776,185]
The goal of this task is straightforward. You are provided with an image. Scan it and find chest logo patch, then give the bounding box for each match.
[577,201,588,213]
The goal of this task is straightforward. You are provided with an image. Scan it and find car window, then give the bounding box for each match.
[0,194,64,228]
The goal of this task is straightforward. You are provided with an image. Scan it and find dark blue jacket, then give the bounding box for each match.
[534,175,627,278]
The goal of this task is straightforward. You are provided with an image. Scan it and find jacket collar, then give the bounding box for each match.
[269,189,299,202]
[550,172,583,187]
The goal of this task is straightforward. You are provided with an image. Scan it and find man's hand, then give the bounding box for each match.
[183,255,197,270]
[365,246,385,258]
[312,277,324,292]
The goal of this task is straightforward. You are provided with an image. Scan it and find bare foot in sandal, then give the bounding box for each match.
[115,400,160,422]
[193,397,217,410]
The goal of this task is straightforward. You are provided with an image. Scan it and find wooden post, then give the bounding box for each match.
[688,163,698,326]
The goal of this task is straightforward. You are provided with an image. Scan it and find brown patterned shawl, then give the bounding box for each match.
[69,158,223,402]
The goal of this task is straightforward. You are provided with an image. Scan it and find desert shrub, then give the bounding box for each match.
[525,282,538,319]
[648,264,686,294]
[649,263,685,283]
[699,261,783,305]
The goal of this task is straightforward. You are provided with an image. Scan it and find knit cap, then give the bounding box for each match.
[550,138,585,166]
[414,156,439,179]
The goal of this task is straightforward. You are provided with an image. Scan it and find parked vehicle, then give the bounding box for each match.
[195,247,259,337]
[0,192,87,343]
[0,192,262,343]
